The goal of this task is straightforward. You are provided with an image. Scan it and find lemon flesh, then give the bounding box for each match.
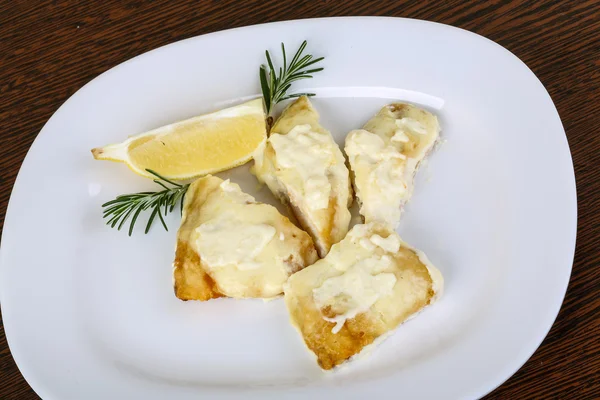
[92,98,267,180]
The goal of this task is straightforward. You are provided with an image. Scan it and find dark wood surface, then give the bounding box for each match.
[1,1,598,399]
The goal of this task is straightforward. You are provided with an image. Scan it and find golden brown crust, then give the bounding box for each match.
[173,240,223,301]
[173,175,318,301]
[288,295,386,370]
[284,224,439,370]
[173,176,224,301]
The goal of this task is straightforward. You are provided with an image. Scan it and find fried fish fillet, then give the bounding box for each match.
[173,175,318,301]
[284,222,443,370]
[252,96,352,258]
[345,103,440,228]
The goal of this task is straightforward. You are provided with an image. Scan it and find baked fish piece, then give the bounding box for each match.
[345,103,440,228]
[174,175,318,301]
[284,222,443,370]
[252,96,352,258]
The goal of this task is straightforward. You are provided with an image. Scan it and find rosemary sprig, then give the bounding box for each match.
[259,40,324,114]
[102,169,189,236]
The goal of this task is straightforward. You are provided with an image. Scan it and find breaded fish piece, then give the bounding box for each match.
[345,103,440,228]
[284,222,443,370]
[252,96,352,258]
[173,175,318,301]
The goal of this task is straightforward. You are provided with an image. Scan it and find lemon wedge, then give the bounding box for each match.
[91,98,267,180]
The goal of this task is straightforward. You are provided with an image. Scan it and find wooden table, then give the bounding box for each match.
[1,1,598,398]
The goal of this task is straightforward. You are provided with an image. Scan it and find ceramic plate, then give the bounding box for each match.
[0,17,576,399]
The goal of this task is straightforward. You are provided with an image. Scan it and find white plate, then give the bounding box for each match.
[0,17,576,400]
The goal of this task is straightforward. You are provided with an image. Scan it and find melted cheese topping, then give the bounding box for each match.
[345,111,439,228]
[196,214,276,270]
[268,124,336,212]
[345,130,408,226]
[311,225,411,333]
[175,175,319,300]
[369,234,401,253]
[218,179,255,204]
[194,180,277,271]
[313,255,397,333]
[396,117,428,135]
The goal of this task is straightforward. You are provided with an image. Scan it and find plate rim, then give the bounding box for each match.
[0,16,577,400]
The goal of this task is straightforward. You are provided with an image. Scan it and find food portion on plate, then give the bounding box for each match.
[92,98,267,180]
[173,175,318,300]
[93,41,444,371]
[345,103,440,228]
[253,96,352,257]
[284,222,443,370]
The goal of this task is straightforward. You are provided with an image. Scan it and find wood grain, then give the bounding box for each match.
[1,0,598,398]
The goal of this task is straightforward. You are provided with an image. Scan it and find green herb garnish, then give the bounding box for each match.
[102,169,189,236]
[259,40,324,114]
